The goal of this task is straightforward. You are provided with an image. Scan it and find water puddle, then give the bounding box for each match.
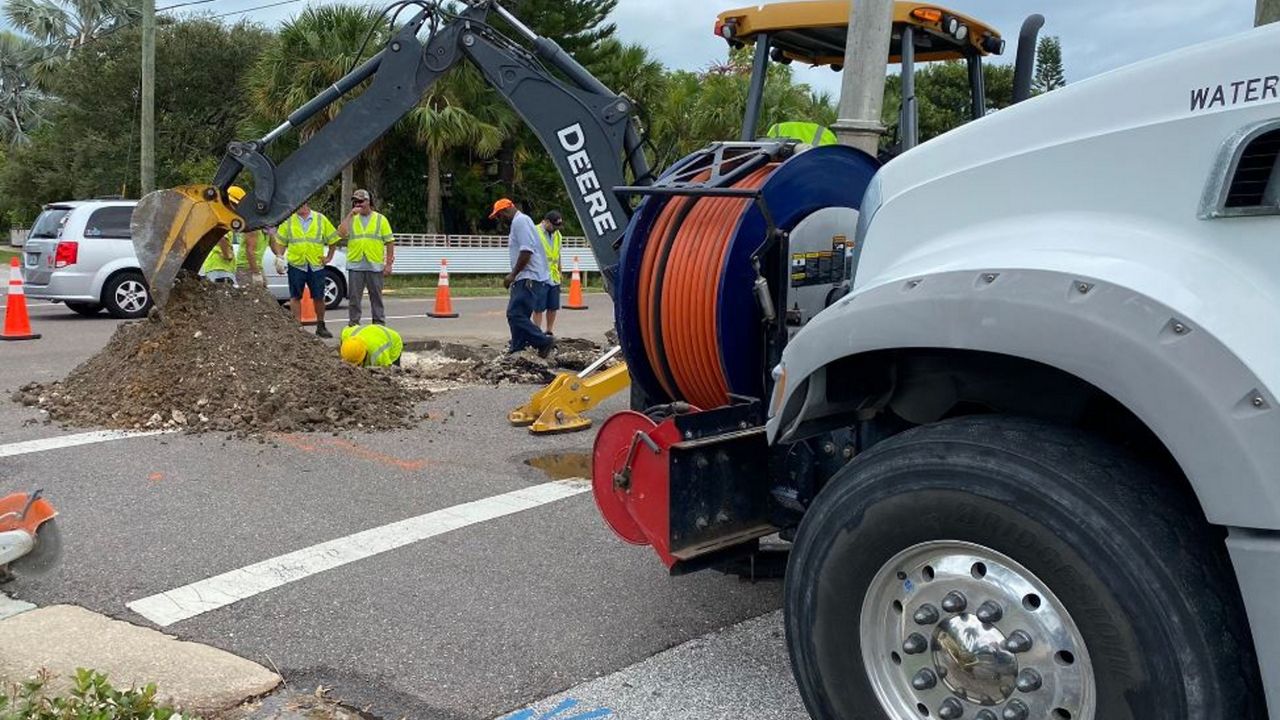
[524,452,592,481]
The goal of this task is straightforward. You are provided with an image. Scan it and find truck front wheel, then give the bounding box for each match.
[785,416,1263,720]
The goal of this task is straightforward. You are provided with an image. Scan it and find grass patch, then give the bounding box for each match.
[0,246,20,263]
[1,669,193,720]
[383,273,606,298]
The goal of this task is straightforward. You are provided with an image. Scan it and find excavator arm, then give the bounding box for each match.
[132,0,650,308]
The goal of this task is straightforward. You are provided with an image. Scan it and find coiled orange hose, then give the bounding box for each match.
[638,164,777,409]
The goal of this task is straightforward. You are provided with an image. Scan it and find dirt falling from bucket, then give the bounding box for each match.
[13,277,421,434]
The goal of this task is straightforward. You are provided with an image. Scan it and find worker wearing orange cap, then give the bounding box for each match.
[490,198,554,358]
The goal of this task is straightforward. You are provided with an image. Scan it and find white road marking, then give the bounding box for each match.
[127,478,592,627]
[0,430,168,458]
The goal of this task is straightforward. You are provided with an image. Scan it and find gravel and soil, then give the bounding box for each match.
[12,277,616,434]
[398,337,611,388]
[14,278,419,434]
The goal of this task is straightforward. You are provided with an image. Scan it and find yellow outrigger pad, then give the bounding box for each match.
[130,185,242,309]
[510,355,630,435]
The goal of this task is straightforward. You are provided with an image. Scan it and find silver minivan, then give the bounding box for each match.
[22,199,346,318]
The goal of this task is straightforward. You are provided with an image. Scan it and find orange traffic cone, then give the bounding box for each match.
[2,257,40,341]
[299,285,318,326]
[427,258,458,318]
[565,256,588,310]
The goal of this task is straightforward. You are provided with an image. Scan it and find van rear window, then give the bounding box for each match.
[29,208,71,239]
[84,206,134,239]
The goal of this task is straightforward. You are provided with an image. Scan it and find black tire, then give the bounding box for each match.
[64,301,102,317]
[785,416,1262,720]
[323,268,345,310]
[102,270,152,319]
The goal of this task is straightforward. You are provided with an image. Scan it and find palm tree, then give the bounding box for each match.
[4,0,140,83]
[0,31,44,146]
[248,4,386,216]
[408,65,509,234]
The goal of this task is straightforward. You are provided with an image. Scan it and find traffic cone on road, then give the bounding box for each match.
[2,257,40,342]
[565,256,588,310]
[427,258,459,319]
[299,285,318,326]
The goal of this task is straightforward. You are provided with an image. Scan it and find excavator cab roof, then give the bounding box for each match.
[715,1,1006,67]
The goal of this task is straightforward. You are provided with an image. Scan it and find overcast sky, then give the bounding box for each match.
[204,0,1261,97]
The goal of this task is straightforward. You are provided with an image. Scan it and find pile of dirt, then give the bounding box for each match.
[399,337,611,387]
[14,277,419,434]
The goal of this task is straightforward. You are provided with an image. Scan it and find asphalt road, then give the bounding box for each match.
[0,292,790,719]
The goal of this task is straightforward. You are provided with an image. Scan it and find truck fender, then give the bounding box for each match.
[768,267,1280,531]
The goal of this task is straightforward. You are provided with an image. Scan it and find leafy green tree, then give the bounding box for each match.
[4,0,141,83]
[0,18,268,215]
[249,4,386,217]
[408,65,510,233]
[0,31,44,145]
[1033,36,1065,94]
[501,0,617,65]
[881,61,1015,146]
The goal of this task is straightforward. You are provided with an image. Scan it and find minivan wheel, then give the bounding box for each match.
[102,271,152,319]
[65,301,102,317]
[323,269,345,310]
[785,416,1264,720]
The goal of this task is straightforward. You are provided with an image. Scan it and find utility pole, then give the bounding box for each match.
[831,0,893,155]
[1258,0,1280,25]
[140,0,156,195]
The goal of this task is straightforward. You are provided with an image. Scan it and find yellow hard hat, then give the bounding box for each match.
[340,336,368,365]
[227,186,247,204]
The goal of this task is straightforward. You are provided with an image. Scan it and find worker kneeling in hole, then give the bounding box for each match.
[340,324,404,367]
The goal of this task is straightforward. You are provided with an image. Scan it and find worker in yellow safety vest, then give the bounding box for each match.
[532,210,564,336]
[766,121,838,148]
[340,324,404,367]
[200,232,238,284]
[201,186,250,284]
[337,188,395,327]
[271,199,339,338]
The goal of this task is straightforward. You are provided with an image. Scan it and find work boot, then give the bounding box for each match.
[315,324,333,339]
[537,338,556,359]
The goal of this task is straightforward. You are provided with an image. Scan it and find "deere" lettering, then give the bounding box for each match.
[556,123,619,236]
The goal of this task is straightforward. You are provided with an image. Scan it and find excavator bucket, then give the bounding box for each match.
[130,185,242,309]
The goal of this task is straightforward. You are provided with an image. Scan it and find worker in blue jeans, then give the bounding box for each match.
[491,198,555,357]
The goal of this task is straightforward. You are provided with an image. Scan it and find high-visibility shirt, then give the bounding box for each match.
[200,236,237,274]
[766,121,837,147]
[341,324,403,367]
[346,211,394,271]
[277,212,338,270]
[234,230,267,270]
[536,225,563,285]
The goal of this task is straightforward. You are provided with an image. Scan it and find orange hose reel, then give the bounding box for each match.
[637,164,778,409]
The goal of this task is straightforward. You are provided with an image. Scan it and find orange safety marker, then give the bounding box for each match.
[299,285,318,326]
[565,256,588,310]
[2,257,41,341]
[427,258,459,318]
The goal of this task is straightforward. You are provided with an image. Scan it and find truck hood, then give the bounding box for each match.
[875,22,1280,210]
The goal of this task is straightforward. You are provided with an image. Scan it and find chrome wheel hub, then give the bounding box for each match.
[861,541,1095,720]
[116,281,149,312]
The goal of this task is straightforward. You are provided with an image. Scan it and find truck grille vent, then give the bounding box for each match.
[1225,128,1280,207]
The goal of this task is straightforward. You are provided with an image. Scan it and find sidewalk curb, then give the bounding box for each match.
[0,604,281,714]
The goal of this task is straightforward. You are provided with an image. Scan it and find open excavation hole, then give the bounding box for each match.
[398,337,613,388]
